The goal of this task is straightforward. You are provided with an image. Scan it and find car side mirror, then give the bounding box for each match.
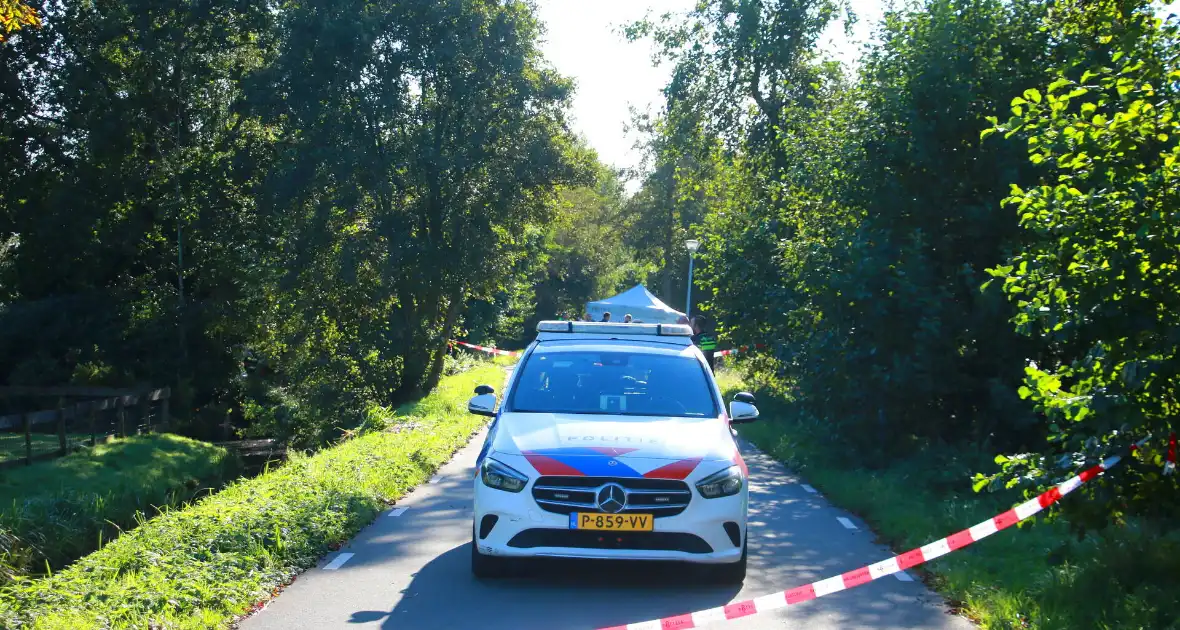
[729,392,759,424]
[469,385,497,417]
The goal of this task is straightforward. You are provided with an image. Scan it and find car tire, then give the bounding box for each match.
[471,533,508,579]
[710,540,747,585]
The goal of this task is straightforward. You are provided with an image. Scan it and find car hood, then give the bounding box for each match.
[491,412,738,480]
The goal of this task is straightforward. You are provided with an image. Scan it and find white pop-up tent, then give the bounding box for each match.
[585,285,687,324]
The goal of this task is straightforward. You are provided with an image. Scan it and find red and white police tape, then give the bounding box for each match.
[450,340,521,358]
[715,344,766,358]
[600,437,1152,630]
[1166,432,1177,476]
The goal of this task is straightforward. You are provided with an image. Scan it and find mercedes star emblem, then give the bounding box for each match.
[596,483,627,514]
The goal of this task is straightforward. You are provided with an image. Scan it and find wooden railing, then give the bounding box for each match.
[0,386,171,468]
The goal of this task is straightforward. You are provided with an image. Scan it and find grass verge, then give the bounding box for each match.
[0,434,235,582]
[717,369,1180,630]
[0,364,504,629]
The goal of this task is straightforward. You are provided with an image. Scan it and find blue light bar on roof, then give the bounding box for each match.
[535,321,693,337]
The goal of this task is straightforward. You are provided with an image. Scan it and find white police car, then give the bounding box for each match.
[467,321,759,583]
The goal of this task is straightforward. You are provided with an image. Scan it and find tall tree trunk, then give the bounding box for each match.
[424,286,465,392]
[393,286,444,401]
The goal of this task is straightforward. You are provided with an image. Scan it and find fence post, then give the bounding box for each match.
[160,389,170,432]
[117,396,126,438]
[140,393,150,435]
[23,412,32,465]
[89,402,98,446]
[57,398,67,455]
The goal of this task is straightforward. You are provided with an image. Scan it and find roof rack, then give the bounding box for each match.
[536,321,693,337]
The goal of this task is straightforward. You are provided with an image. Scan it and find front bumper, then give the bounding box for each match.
[472,464,747,564]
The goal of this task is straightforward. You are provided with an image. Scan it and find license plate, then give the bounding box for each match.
[569,512,653,531]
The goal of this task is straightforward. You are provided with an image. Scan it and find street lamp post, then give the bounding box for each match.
[685,239,700,317]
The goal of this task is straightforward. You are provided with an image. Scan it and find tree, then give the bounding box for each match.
[630,0,1068,460]
[983,0,1180,528]
[0,0,588,447]
[801,0,1056,451]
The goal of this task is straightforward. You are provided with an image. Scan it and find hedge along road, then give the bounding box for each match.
[242,429,975,630]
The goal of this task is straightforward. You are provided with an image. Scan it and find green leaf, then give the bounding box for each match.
[1047,78,1070,94]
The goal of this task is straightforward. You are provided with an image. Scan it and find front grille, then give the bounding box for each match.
[507,528,713,554]
[531,476,692,517]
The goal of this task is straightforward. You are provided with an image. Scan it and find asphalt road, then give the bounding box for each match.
[243,429,975,630]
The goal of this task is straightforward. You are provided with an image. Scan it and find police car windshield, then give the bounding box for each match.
[509,350,717,417]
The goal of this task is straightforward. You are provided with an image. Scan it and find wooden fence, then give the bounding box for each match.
[0,386,171,468]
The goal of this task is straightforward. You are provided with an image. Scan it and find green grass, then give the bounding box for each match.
[0,365,505,629]
[0,434,236,582]
[441,350,517,379]
[718,369,1180,630]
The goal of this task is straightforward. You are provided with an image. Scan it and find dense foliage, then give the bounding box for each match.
[981,0,1180,527]
[0,0,594,446]
[633,0,1178,524]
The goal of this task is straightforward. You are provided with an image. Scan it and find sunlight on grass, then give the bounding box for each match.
[0,434,235,581]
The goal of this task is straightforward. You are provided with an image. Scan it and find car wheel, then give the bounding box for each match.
[471,533,508,579]
[710,540,747,585]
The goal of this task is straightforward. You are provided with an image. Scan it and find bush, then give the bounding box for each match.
[0,434,236,583]
[0,365,504,629]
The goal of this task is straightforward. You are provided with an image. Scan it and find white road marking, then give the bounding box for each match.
[801,484,817,493]
[323,552,354,570]
[837,517,858,530]
[429,476,441,484]
[388,507,408,517]
[894,571,915,582]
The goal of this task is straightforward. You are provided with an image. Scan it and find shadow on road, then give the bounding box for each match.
[347,543,742,629]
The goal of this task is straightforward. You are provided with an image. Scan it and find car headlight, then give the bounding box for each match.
[480,458,528,493]
[695,465,743,499]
